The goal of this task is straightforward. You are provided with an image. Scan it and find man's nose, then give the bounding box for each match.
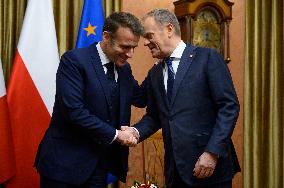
[126,48,134,58]
[144,38,150,46]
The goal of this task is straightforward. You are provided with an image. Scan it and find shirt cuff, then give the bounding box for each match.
[132,127,140,138]
[110,130,118,144]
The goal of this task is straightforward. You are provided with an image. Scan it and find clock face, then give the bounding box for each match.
[193,9,221,52]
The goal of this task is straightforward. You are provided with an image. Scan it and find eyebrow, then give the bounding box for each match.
[120,43,138,48]
[145,31,154,34]
[143,32,154,37]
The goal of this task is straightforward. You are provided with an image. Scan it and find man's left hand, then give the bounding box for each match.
[193,151,218,178]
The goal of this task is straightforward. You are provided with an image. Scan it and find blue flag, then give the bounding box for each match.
[76,0,104,48]
[76,0,117,185]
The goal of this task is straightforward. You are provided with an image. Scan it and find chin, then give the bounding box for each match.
[150,52,157,57]
[151,54,159,59]
[151,51,162,58]
[116,61,127,67]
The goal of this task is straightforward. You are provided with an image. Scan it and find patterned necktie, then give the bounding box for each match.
[165,57,175,103]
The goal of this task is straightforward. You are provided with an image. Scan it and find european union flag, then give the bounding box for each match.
[76,0,104,48]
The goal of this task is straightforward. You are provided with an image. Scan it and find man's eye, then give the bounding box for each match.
[144,33,153,39]
[121,46,134,50]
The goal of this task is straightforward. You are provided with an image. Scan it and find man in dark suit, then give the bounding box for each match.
[34,12,146,188]
[131,9,240,188]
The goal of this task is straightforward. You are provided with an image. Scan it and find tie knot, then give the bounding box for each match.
[105,62,114,71]
[164,57,173,67]
[105,62,115,82]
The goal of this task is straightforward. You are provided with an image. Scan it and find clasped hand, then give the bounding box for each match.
[116,126,139,147]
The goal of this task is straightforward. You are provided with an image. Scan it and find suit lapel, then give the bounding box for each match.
[170,44,197,107]
[90,44,112,107]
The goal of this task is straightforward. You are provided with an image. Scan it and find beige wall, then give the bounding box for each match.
[121,0,244,187]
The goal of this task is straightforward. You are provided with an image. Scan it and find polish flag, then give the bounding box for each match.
[6,0,59,187]
[0,59,16,184]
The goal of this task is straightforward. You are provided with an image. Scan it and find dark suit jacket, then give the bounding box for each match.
[34,43,146,185]
[135,44,240,186]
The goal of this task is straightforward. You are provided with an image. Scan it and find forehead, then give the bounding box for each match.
[143,17,161,33]
[113,27,139,42]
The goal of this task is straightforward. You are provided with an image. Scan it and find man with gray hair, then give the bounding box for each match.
[131,8,240,188]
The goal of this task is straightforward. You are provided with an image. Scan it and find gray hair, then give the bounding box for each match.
[143,9,181,36]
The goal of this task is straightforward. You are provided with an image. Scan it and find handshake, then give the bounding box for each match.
[116,126,139,147]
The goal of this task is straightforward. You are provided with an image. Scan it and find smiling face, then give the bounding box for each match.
[103,26,140,67]
[143,16,172,59]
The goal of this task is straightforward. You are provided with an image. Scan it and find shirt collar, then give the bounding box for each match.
[169,40,186,59]
[96,42,111,66]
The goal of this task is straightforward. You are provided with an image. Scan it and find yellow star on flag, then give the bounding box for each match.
[83,22,97,37]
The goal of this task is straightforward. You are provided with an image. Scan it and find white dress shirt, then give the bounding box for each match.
[96,43,118,82]
[133,41,187,140]
[163,41,186,92]
[96,43,118,143]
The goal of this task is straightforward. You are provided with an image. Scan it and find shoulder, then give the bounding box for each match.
[187,44,221,58]
[60,45,97,67]
[185,44,224,65]
[63,45,96,60]
[184,44,210,55]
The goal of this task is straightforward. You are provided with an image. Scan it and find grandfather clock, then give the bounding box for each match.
[174,0,234,63]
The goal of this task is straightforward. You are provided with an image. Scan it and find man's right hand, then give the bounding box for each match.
[116,127,138,147]
[121,126,139,139]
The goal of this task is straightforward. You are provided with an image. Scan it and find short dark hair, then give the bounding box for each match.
[103,12,143,37]
[143,9,181,36]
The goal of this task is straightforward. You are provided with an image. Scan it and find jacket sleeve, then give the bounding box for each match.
[205,48,240,157]
[130,65,148,108]
[134,69,161,141]
[57,52,116,145]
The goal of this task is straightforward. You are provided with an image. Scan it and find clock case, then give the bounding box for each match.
[174,0,234,63]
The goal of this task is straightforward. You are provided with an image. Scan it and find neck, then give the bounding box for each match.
[166,37,182,57]
[100,41,107,55]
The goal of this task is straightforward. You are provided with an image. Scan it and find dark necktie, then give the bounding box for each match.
[105,62,115,82]
[165,57,175,103]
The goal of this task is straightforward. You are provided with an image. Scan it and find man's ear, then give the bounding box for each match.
[102,31,111,41]
[166,23,174,37]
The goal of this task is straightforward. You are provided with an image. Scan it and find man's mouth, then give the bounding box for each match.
[149,46,157,52]
[119,57,128,63]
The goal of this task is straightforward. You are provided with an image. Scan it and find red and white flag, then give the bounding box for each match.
[6,0,59,187]
[0,59,16,184]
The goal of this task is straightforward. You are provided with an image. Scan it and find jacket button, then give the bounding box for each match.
[107,119,110,122]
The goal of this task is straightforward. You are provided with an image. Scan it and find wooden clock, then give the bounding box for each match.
[174,0,234,63]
